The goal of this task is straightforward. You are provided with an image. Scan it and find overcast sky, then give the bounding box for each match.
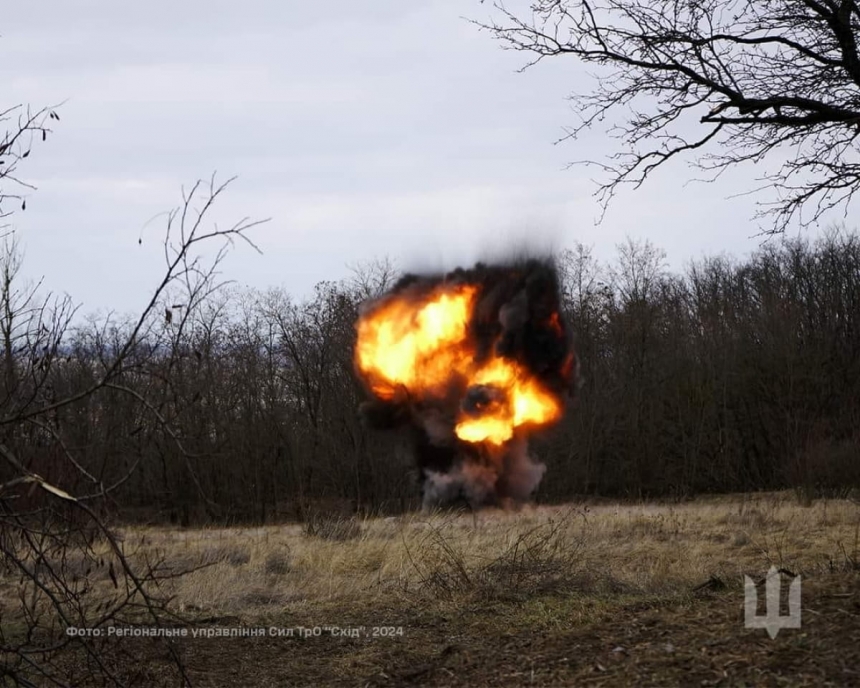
[1,1,826,314]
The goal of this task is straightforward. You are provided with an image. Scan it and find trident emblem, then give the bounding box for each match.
[744,566,801,639]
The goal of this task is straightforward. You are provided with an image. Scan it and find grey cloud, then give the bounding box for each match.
[0,1,814,313]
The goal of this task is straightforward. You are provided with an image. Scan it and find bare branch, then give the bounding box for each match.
[473,0,860,232]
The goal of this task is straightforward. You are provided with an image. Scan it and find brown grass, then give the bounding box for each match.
[8,491,851,618]
[2,492,859,685]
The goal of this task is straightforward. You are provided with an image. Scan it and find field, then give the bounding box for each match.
[3,493,859,686]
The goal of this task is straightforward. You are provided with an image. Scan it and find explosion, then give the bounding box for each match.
[354,259,577,508]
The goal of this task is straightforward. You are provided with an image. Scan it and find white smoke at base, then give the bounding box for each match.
[421,439,546,509]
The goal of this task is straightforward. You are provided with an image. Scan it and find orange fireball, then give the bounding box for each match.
[355,284,478,400]
[456,358,561,444]
[355,281,563,446]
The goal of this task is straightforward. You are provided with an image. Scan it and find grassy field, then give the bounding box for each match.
[3,492,859,686]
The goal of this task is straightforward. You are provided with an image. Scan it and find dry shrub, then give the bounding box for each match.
[200,544,251,567]
[614,512,682,540]
[407,513,586,601]
[302,512,363,541]
[715,501,771,528]
[481,519,581,592]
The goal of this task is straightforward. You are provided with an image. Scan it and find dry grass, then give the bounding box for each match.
[29,491,848,620]
[2,492,858,685]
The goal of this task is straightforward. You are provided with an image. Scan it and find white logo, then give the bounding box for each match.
[744,566,801,639]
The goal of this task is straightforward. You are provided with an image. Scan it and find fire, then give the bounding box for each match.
[456,358,561,444]
[355,281,563,446]
[355,284,478,400]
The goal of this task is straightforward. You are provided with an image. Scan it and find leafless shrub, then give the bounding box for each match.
[406,513,587,601]
[0,171,264,686]
[302,512,363,542]
[200,544,252,568]
[716,502,770,529]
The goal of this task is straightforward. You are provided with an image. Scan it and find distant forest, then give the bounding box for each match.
[4,230,860,525]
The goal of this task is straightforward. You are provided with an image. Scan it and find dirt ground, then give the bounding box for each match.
[139,571,858,687]
[5,494,859,686]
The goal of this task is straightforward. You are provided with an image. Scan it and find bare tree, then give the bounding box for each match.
[0,105,57,233]
[475,0,860,232]
[347,256,400,300]
[0,175,264,686]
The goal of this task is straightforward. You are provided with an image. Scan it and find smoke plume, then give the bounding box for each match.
[354,258,577,508]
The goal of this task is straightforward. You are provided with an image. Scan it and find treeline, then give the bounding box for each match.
[4,231,860,524]
[551,231,860,500]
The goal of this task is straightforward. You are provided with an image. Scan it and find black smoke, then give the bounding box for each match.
[356,257,578,508]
